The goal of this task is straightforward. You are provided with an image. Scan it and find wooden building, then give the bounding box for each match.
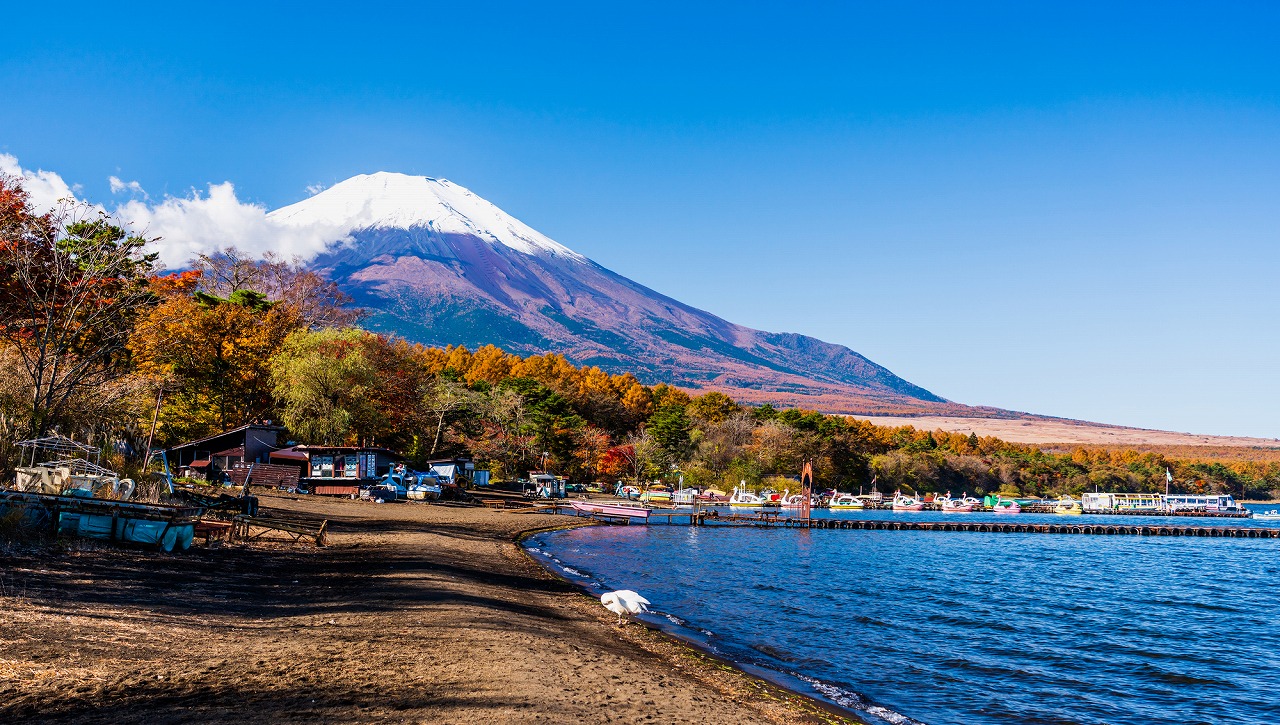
[164,424,284,481]
[270,445,403,496]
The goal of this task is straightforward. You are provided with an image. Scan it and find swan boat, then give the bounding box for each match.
[729,485,765,507]
[992,498,1022,514]
[937,493,977,513]
[891,492,925,511]
[1053,497,1083,515]
[828,492,865,510]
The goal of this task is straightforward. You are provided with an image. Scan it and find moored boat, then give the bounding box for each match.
[1053,496,1083,515]
[828,492,865,509]
[992,497,1022,514]
[1254,509,1280,520]
[729,484,764,507]
[938,493,975,513]
[570,500,652,519]
[891,492,925,511]
[639,485,672,503]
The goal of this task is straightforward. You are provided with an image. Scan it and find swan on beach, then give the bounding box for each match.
[600,590,650,624]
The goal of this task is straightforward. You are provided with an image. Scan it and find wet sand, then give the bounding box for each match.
[0,492,858,724]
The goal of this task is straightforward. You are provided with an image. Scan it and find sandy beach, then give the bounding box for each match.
[0,492,857,724]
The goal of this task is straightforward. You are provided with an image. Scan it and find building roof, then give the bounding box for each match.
[269,447,309,462]
[290,445,403,458]
[166,423,284,452]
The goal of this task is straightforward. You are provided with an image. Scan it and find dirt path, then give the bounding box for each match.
[0,493,857,724]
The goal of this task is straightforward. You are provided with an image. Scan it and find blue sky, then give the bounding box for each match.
[3,2,1278,437]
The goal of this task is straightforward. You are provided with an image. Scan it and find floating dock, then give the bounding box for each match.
[561,506,1280,538]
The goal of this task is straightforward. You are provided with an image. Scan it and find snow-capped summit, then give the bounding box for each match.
[275,170,946,414]
[268,172,585,261]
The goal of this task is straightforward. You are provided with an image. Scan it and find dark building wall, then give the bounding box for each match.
[245,428,279,463]
[167,426,281,469]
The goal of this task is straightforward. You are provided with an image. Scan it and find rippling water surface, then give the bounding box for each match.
[526,509,1280,725]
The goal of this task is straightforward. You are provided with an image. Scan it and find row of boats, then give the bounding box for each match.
[621,484,1086,514]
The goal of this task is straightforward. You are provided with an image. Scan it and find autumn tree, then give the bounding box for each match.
[573,425,613,483]
[421,377,477,458]
[193,247,364,329]
[130,281,303,443]
[600,430,661,486]
[269,328,381,446]
[0,177,158,438]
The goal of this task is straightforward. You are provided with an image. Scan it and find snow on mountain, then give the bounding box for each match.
[268,172,585,261]
[276,171,953,414]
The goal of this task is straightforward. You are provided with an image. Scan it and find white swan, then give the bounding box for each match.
[600,590,650,624]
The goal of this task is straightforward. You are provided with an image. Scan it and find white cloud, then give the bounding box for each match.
[0,152,81,212]
[305,183,326,196]
[117,182,350,269]
[108,175,147,198]
[3,153,349,269]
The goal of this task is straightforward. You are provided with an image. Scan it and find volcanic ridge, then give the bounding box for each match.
[269,172,983,416]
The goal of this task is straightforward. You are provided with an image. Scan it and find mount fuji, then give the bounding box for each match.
[267,172,964,414]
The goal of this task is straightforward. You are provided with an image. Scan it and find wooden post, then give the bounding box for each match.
[800,461,813,526]
[142,385,165,470]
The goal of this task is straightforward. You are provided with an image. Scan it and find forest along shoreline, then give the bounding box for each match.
[0,491,863,725]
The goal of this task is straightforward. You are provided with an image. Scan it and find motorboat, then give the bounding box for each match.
[729,484,764,507]
[570,500,652,520]
[616,484,642,500]
[828,492,864,509]
[992,497,1022,514]
[1254,509,1280,520]
[891,492,925,511]
[1053,496,1083,515]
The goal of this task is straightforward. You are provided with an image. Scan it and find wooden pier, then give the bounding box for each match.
[560,506,1280,538]
[701,513,1279,537]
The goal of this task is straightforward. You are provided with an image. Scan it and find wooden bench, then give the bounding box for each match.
[480,499,507,509]
[194,519,233,543]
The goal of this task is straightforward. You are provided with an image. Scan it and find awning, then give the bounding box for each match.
[270,448,309,462]
[189,459,212,468]
[213,446,245,458]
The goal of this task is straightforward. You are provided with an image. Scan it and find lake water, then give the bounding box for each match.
[525,508,1280,725]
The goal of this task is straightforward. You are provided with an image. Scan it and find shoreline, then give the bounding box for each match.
[0,492,863,724]
[517,524,873,724]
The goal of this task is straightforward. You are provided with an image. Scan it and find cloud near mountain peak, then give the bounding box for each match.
[1,153,348,268]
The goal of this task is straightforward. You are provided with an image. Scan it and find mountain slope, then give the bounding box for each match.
[269,173,959,414]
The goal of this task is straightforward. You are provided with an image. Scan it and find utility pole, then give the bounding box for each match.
[143,384,165,470]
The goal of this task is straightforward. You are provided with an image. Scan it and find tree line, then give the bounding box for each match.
[1,174,1276,498]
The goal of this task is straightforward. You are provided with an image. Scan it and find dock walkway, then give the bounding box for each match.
[562,506,1280,538]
